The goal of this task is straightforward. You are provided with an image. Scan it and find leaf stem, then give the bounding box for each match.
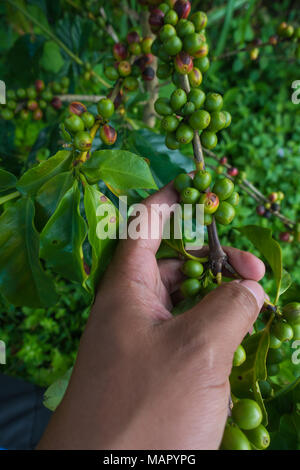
[0,191,20,206]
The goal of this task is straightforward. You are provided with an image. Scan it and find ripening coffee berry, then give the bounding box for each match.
[174,51,193,74]
[180,102,195,116]
[118,61,131,77]
[182,260,204,278]
[194,43,209,59]
[194,56,210,73]
[188,67,202,87]
[269,35,278,45]
[176,18,195,37]
[233,344,246,367]
[220,425,252,451]
[183,33,203,55]
[174,0,191,19]
[163,35,183,55]
[213,177,234,200]
[207,111,226,132]
[141,37,154,55]
[113,42,128,61]
[51,97,62,110]
[65,114,85,133]
[250,47,259,60]
[81,112,95,129]
[180,278,201,298]
[256,205,265,216]
[69,101,87,116]
[97,98,115,119]
[279,231,292,242]
[164,9,179,26]
[100,124,117,145]
[188,109,210,130]
[155,97,173,116]
[200,131,218,149]
[170,88,187,111]
[142,67,155,81]
[226,191,239,206]
[282,302,300,325]
[204,92,223,112]
[176,123,194,144]
[199,192,219,215]
[193,170,212,191]
[227,167,239,177]
[220,156,228,165]
[174,173,193,192]
[165,132,181,149]
[129,42,142,55]
[157,63,173,79]
[160,24,176,42]
[244,425,270,450]
[232,399,262,431]
[181,187,200,204]
[149,8,165,32]
[27,100,38,111]
[127,31,140,44]
[35,79,45,93]
[74,131,92,151]
[191,11,207,31]
[215,201,235,225]
[161,115,179,132]
[33,108,43,120]
[188,88,206,109]
[271,321,294,342]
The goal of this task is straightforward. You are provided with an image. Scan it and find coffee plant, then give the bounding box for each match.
[0,0,299,450]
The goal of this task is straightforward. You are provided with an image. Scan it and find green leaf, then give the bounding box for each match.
[0,168,17,191]
[215,0,235,57]
[0,197,58,307]
[36,171,75,223]
[40,181,87,284]
[84,184,119,293]
[17,150,73,196]
[40,40,64,73]
[43,368,73,411]
[237,225,284,303]
[81,150,157,190]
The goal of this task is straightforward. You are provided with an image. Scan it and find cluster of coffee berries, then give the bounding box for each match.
[1,78,68,122]
[256,191,284,220]
[97,98,117,145]
[147,1,231,150]
[104,31,155,87]
[280,222,300,244]
[277,22,300,58]
[221,399,269,450]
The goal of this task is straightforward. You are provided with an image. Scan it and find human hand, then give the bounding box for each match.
[38,182,265,450]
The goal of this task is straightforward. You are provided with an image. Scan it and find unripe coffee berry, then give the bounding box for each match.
[81,112,95,129]
[163,35,183,55]
[165,132,180,149]
[159,3,170,14]
[65,114,85,133]
[155,97,173,115]
[193,170,212,191]
[176,123,194,144]
[204,92,223,112]
[282,302,300,325]
[74,131,92,151]
[176,18,195,37]
[164,9,179,26]
[188,88,206,109]
[188,67,202,87]
[118,61,131,77]
[161,115,179,132]
[232,399,262,431]
[222,111,232,128]
[100,125,117,145]
[183,33,203,55]
[174,0,191,19]
[180,278,201,298]
[213,177,234,200]
[215,201,235,225]
[188,109,210,130]
[200,131,218,149]
[160,24,176,42]
[97,98,115,119]
[199,192,219,214]
[157,63,173,79]
[182,260,204,278]
[207,111,226,132]
[123,76,139,91]
[181,102,195,116]
[181,187,200,204]
[233,344,246,367]
[226,191,239,206]
[141,37,154,55]
[272,321,294,342]
[170,88,187,111]
[174,51,193,74]
[191,11,207,31]
[174,173,193,192]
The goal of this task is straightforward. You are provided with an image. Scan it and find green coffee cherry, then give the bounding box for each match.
[161,115,179,132]
[182,260,204,278]
[183,33,203,55]
[267,363,280,376]
[188,88,205,109]
[1,109,14,120]
[222,110,232,128]
[259,380,273,399]
[155,97,173,116]
[204,92,223,112]
[193,170,212,191]
[212,177,234,201]
[282,302,300,325]
[233,344,246,367]
[174,173,193,192]
[81,112,95,129]
[163,35,183,55]
[97,98,115,119]
[165,132,181,149]
[160,24,177,42]
[123,76,139,91]
[64,114,85,133]
[204,213,212,226]
[207,111,226,132]
[170,88,187,111]
[194,56,210,73]
[176,19,195,37]
[74,131,92,151]
[232,399,262,430]
[292,324,300,340]
[180,278,201,298]
[181,187,201,204]
[188,67,202,87]
[164,9,179,26]
[226,191,239,206]
[271,321,294,342]
[188,109,210,130]
[191,11,207,32]
[215,201,235,225]
[269,335,282,349]
[180,102,195,116]
[220,424,252,450]
[105,66,119,81]
[159,3,170,14]
[267,347,285,365]
[176,123,194,144]
[244,425,270,450]
[16,88,27,99]
[200,131,218,149]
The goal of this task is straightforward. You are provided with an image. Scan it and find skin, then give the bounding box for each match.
[37,182,265,450]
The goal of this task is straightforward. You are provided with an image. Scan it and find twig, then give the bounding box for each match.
[58,94,105,103]
[214,37,289,61]
[99,7,119,43]
[141,11,158,128]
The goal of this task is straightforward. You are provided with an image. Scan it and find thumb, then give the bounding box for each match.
[180,280,265,365]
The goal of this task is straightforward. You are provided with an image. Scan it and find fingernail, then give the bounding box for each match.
[240,280,265,309]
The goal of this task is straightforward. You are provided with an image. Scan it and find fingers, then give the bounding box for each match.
[158,259,184,294]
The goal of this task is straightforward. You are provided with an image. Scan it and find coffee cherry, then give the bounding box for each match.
[200,131,218,149]
[213,177,234,200]
[267,363,280,376]
[232,399,262,431]
[74,131,92,151]
[113,43,127,61]
[226,191,239,206]
[188,88,206,109]
[215,202,235,225]
[227,167,239,177]
[293,324,300,340]
[269,335,282,349]
[69,101,87,116]
[267,347,285,365]
[199,192,219,215]
[194,56,210,73]
[188,109,210,130]
[39,99,47,109]
[268,192,278,202]
[129,42,142,55]
[277,191,285,201]
[206,111,226,132]
[100,124,117,145]
[16,88,27,99]
[271,321,294,342]
[20,109,29,120]
[81,112,95,129]
[183,33,203,55]
[220,424,252,450]
[142,67,156,81]
[52,82,62,94]
[282,302,300,325]
[174,0,191,19]
[33,108,43,120]
[35,79,45,93]
[157,47,171,63]
[97,98,115,119]
[155,97,173,115]
[188,67,202,87]
[7,100,17,110]
[222,111,232,128]
[123,76,139,91]
[161,115,179,132]
[244,425,270,450]
[2,109,14,120]
[233,344,246,367]
[157,63,173,79]
[149,8,165,32]
[269,35,278,45]
[180,278,201,298]
[127,31,140,44]
[164,9,179,26]
[159,3,170,14]
[176,18,195,37]
[220,156,228,165]
[118,61,131,77]
[27,87,37,99]
[160,24,176,42]
[256,205,265,216]
[174,173,193,192]
[165,132,180,149]
[250,47,259,60]
[285,25,294,38]
[27,100,38,111]
[180,101,195,116]
[181,187,200,204]
[194,43,209,59]
[193,170,211,191]
[141,37,154,54]
[204,213,212,226]
[7,90,16,100]
[204,92,223,112]
[176,123,194,144]
[191,11,207,31]
[41,90,53,102]
[279,231,292,242]
[61,77,70,89]
[182,260,204,278]
[51,97,62,110]
[259,380,273,399]
[170,88,187,111]
[174,51,193,74]
[64,115,85,133]
[163,35,183,55]
[216,165,224,175]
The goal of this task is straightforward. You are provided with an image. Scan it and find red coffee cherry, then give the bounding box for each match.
[100,125,117,145]
[174,0,191,19]
[35,79,45,93]
[51,97,62,110]
[256,205,266,216]
[142,67,155,81]
[113,43,128,61]
[27,100,38,111]
[69,101,87,116]
[220,156,228,165]
[279,232,293,242]
[174,51,193,74]
[227,167,239,177]
[127,31,140,44]
[149,8,165,32]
